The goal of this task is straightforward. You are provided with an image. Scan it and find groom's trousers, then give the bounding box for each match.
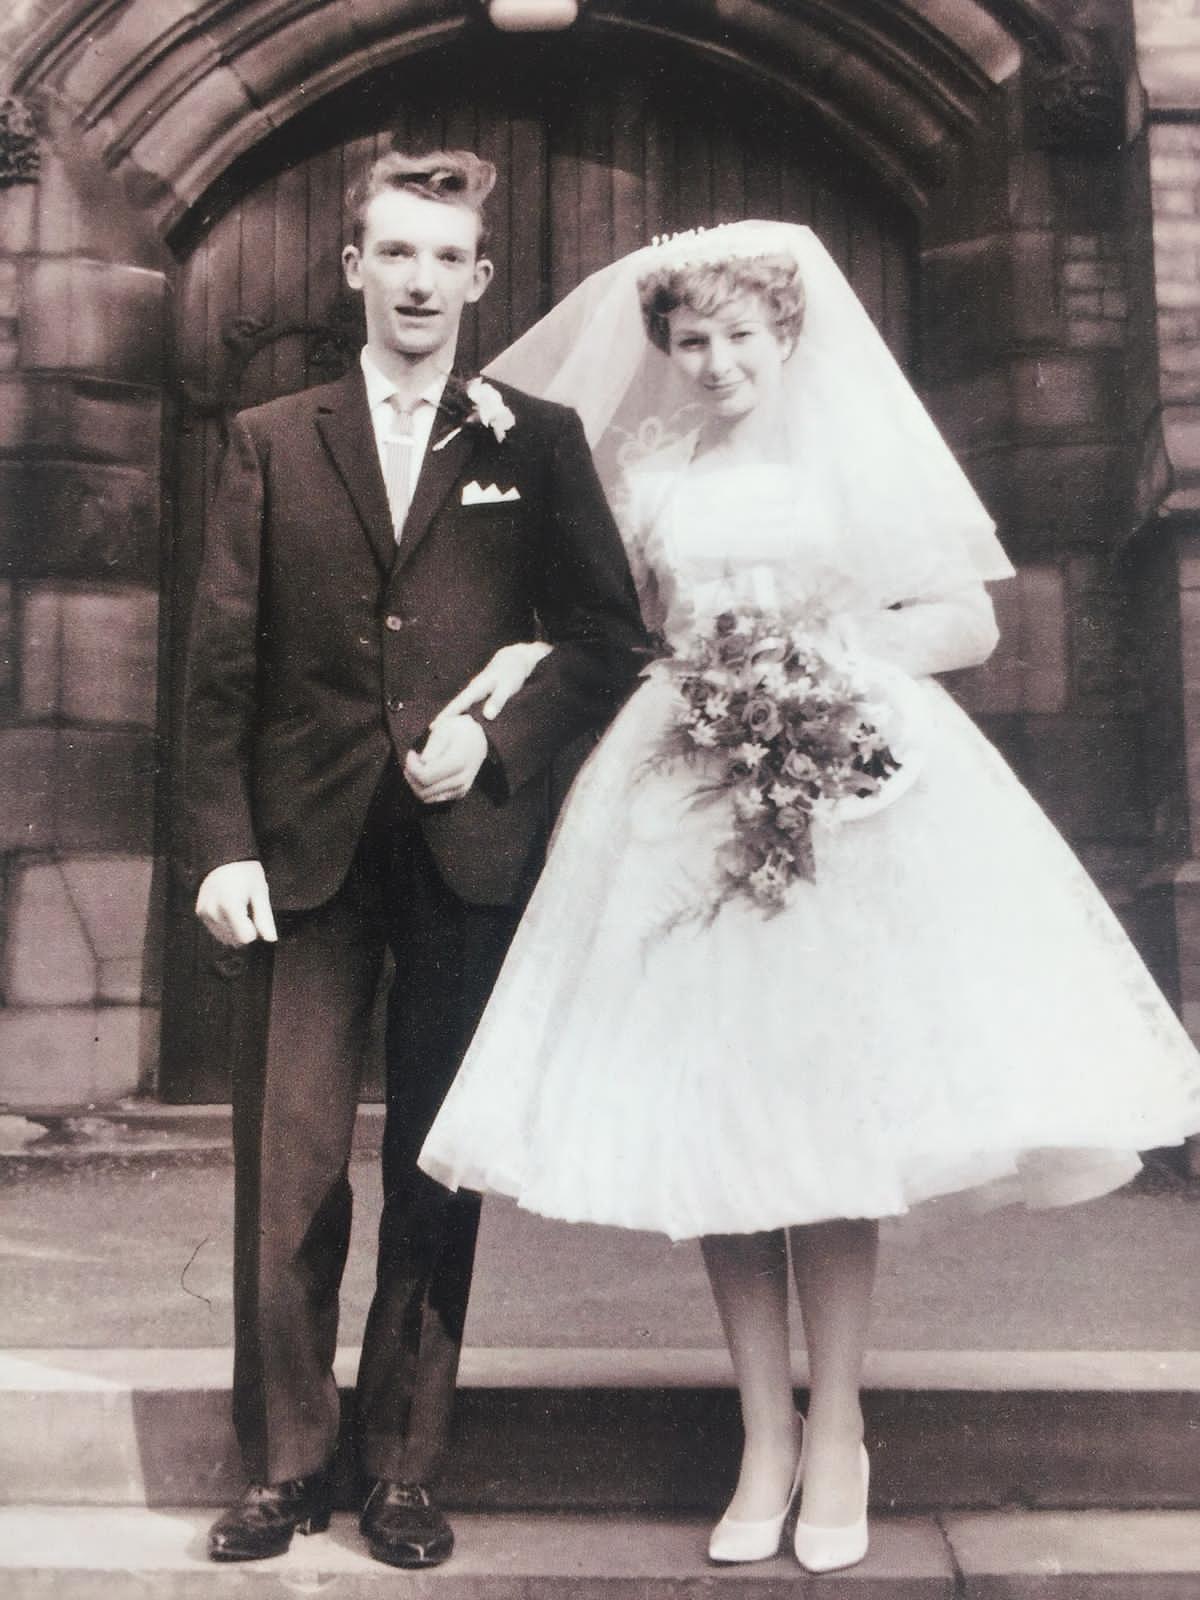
[229,763,520,1486]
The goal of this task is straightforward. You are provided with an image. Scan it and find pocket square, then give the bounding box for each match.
[461,480,521,505]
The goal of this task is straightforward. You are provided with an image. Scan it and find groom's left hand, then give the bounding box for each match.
[404,714,489,805]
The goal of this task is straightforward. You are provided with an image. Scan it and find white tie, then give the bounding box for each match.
[383,395,416,542]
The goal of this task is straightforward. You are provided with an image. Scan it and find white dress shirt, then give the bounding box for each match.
[360,349,448,540]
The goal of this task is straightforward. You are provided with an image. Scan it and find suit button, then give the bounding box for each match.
[384,614,404,632]
[386,695,405,713]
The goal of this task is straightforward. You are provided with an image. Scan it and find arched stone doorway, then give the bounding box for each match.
[0,1,1178,1111]
[159,34,917,1099]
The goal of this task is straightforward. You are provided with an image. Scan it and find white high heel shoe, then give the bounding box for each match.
[792,1441,870,1574]
[707,1434,805,1564]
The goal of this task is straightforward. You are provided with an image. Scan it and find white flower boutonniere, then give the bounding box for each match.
[465,377,516,443]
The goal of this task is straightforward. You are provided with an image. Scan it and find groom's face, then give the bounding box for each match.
[343,187,493,367]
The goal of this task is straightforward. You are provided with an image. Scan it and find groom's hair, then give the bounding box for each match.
[348,149,497,252]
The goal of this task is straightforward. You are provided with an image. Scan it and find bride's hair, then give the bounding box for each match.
[637,252,806,353]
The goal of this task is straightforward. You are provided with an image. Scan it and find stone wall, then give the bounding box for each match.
[1132,0,1200,1068]
[0,119,166,1106]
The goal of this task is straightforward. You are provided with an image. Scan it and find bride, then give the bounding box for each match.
[418,223,1200,1573]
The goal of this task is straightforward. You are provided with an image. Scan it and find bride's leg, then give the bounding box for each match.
[789,1218,879,1527]
[700,1230,803,1521]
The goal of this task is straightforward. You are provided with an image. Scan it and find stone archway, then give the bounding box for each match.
[0,0,1174,1108]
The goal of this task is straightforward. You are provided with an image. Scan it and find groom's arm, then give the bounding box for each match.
[480,404,650,798]
[182,415,267,887]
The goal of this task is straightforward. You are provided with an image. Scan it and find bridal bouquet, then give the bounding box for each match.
[658,607,904,919]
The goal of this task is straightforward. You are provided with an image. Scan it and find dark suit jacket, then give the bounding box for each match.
[184,369,648,910]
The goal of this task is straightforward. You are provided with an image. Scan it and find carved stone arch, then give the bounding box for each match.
[2,0,1100,237]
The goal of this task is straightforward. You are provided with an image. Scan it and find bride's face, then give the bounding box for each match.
[666,293,789,422]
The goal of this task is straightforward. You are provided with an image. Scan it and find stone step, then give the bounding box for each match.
[1,1506,1198,1598]
[4,1347,1200,1513]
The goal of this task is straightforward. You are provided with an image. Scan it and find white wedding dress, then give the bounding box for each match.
[420,450,1200,1241]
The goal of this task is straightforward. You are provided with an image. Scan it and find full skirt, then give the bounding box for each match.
[421,668,1200,1240]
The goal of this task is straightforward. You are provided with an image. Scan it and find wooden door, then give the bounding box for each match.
[160,34,915,1102]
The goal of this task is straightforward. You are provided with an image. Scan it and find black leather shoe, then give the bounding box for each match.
[207,1470,333,1561]
[359,1479,454,1568]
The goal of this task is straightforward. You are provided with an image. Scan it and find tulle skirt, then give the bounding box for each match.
[420,668,1200,1241]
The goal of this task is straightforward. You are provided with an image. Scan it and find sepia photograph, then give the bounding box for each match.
[1,0,1200,1592]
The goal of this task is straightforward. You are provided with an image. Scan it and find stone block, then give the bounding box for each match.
[0,461,159,582]
[94,1004,156,1101]
[57,730,157,853]
[97,956,144,1004]
[21,584,158,726]
[58,0,204,111]
[1065,317,1124,349]
[19,260,166,384]
[0,1004,147,1108]
[923,369,1011,452]
[0,376,161,467]
[0,183,36,253]
[0,728,58,849]
[951,566,1066,715]
[0,1008,100,1107]
[61,857,155,966]
[1062,258,1108,290]
[1017,715,1148,842]
[4,862,97,1006]
[1010,352,1125,437]
[1157,189,1200,221]
[0,577,11,707]
[1164,404,1200,474]
[1017,565,1069,714]
[1009,230,1061,345]
[0,725,159,852]
[920,236,1012,381]
[1155,273,1200,310]
[1065,289,1103,318]
[0,260,17,321]
[1068,558,1139,710]
[944,1509,1200,1592]
[968,443,1127,558]
[952,577,1023,714]
[19,586,62,719]
[125,63,266,215]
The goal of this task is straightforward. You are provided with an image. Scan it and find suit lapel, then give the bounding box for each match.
[315,371,396,573]
[394,378,482,573]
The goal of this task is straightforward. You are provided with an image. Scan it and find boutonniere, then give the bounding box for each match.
[465,377,516,442]
[433,377,517,452]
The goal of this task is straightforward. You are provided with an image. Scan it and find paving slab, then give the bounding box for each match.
[0,1507,957,1598]
[2,1152,1199,1351]
[943,1509,1200,1597]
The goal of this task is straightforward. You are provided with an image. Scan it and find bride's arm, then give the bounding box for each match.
[432,641,554,725]
[847,582,1000,678]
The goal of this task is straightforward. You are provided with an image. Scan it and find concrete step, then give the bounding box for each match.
[5,1347,1200,1513]
[1,1506,1199,1597]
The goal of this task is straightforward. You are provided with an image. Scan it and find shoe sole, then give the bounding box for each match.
[208,1510,332,1562]
[364,1538,455,1569]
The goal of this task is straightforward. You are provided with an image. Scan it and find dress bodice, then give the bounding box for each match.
[630,456,842,650]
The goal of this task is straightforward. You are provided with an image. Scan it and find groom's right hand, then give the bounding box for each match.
[195,860,278,946]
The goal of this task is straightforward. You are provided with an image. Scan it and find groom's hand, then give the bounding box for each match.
[195,860,278,946]
[405,714,489,805]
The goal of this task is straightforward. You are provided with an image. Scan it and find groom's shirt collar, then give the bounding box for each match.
[359,348,448,419]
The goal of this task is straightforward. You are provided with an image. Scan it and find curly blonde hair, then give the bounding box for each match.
[638,252,805,353]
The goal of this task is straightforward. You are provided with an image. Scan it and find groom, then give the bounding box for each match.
[185,149,646,1567]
